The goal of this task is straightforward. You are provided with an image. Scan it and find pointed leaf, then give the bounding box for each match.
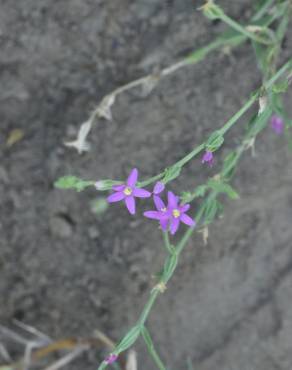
[54,176,95,192]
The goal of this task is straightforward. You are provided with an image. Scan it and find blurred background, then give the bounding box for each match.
[0,0,292,369]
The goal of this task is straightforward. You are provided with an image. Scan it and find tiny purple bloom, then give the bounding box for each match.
[107,168,151,215]
[153,181,165,195]
[202,150,214,167]
[144,195,169,231]
[166,191,195,235]
[104,354,118,365]
[270,115,284,135]
[144,191,195,235]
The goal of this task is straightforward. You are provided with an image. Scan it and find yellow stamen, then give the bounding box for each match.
[124,187,132,196]
[172,209,180,218]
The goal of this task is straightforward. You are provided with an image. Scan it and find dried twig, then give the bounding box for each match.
[13,321,51,344]
[0,326,28,346]
[64,59,189,154]
[41,345,90,370]
[0,343,11,363]
[0,323,124,370]
[126,350,137,370]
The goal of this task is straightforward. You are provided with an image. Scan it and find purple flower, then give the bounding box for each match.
[153,181,165,195]
[166,191,195,235]
[144,195,169,231]
[144,191,195,235]
[202,150,214,166]
[270,115,284,135]
[104,354,118,365]
[107,168,151,215]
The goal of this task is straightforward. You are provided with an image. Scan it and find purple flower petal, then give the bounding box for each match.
[153,195,166,211]
[202,151,214,166]
[167,191,178,209]
[105,354,118,365]
[112,184,125,191]
[127,168,138,187]
[144,211,165,220]
[270,115,284,135]
[107,191,126,203]
[180,204,190,213]
[125,196,136,214]
[133,188,151,198]
[170,218,180,235]
[180,213,195,227]
[153,181,165,195]
[160,218,168,231]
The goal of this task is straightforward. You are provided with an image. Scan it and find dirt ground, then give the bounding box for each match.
[1,1,292,369]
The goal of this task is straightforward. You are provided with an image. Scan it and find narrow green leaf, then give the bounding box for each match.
[246,106,272,138]
[181,185,208,203]
[206,131,224,152]
[116,325,141,353]
[141,326,167,370]
[163,165,181,184]
[207,179,239,199]
[163,253,178,282]
[95,179,123,191]
[54,176,95,192]
[222,151,238,178]
[272,80,289,94]
[203,198,219,224]
[201,1,224,20]
[141,326,153,350]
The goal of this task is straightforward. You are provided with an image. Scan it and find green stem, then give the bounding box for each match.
[218,11,272,45]
[186,0,278,65]
[219,94,259,136]
[265,59,292,89]
[252,0,274,21]
[162,232,174,254]
[139,59,290,189]
[142,326,167,370]
[138,290,160,326]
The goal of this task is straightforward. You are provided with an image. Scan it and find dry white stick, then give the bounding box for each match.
[42,345,90,370]
[93,330,115,350]
[64,59,190,154]
[23,340,48,370]
[126,350,137,370]
[0,323,52,370]
[0,342,11,362]
[13,320,52,343]
[0,326,28,346]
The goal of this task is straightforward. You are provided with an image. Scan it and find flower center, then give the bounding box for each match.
[172,209,180,218]
[161,207,167,212]
[124,187,132,196]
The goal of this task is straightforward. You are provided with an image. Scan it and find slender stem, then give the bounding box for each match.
[185,38,230,64]
[162,232,174,254]
[177,192,216,255]
[138,290,160,326]
[139,174,164,188]
[142,326,167,370]
[138,59,290,189]
[252,0,274,21]
[145,347,167,370]
[218,11,272,45]
[186,3,279,66]
[265,59,292,89]
[218,94,258,136]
